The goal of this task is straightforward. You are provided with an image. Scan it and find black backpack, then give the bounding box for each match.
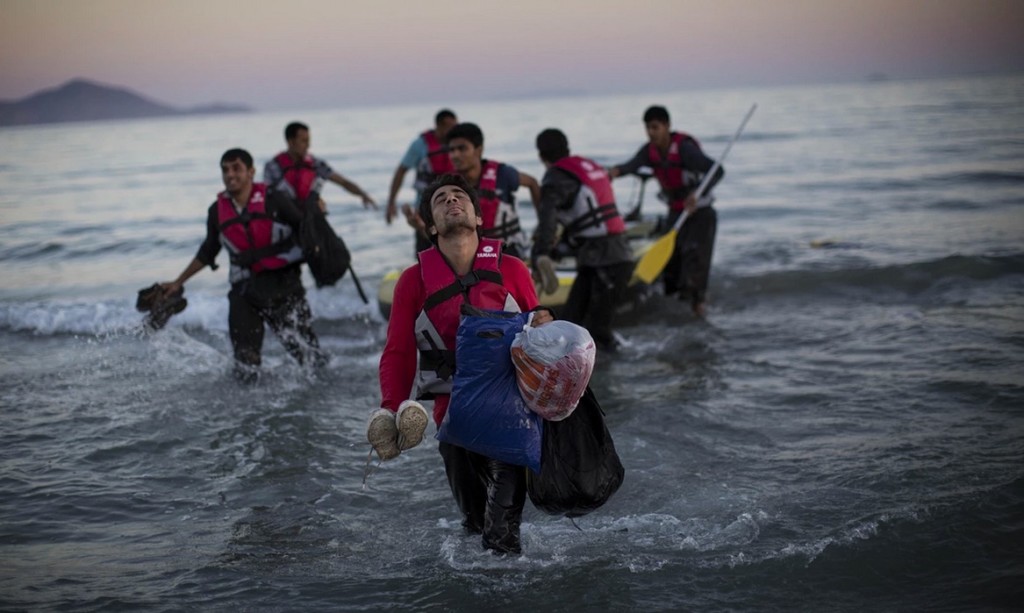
[298,193,351,288]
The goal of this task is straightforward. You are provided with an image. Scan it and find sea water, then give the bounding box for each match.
[1,75,1023,611]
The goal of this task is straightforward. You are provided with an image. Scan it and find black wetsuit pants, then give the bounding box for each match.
[561,261,634,350]
[228,267,326,370]
[664,207,717,307]
[438,441,526,554]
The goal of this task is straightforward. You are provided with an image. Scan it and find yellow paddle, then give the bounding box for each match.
[631,104,758,285]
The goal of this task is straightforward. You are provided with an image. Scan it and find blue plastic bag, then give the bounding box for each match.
[436,306,543,473]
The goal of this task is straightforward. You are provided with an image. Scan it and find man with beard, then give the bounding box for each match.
[371,173,552,555]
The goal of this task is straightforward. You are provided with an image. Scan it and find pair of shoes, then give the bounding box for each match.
[396,400,429,451]
[367,409,400,461]
[366,401,429,461]
[145,294,187,330]
[136,283,165,311]
[137,283,187,330]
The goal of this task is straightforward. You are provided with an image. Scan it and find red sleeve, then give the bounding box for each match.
[379,265,423,412]
[501,255,539,311]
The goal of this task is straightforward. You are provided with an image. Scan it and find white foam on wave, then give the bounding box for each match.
[0,293,229,336]
[434,509,777,578]
[305,284,381,322]
[0,284,380,337]
[692,509,920,570]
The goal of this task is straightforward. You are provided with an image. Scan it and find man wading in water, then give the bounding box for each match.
[369,173,552,555]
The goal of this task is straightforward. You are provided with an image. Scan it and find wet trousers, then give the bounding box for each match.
[228,268,326,371]
[561,261,634,349]
[664,207,717,306]
[438,441,526,554]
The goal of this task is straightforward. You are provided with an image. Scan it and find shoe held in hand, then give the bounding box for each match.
[532,255,559,296]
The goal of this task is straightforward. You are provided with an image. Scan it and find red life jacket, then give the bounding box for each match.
[475,159,524,246]
[552,155,626,238]
[414,237,520,398]
[414,130,456,191]
[648,132,702,212]
[421,129,455,175]
[217,183,303,283]
[273,152,318,201]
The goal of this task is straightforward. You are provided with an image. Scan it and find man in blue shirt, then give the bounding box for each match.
[385,109,458,256]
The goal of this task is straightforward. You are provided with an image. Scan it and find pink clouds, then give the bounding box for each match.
[2,0,1022,110]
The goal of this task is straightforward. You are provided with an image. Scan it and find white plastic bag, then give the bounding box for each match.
[510,318,596,421]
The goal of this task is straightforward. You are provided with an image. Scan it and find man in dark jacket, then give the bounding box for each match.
[608,105,723,316]
[161,148,326,381]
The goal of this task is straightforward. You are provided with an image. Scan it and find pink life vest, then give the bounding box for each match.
[217,183,302,283]
[421,129,455,175]
[273,152,318,201]
[552,155,626,238]
[414,130,456,191]
[475,160,523,244]
[413,237,520,398]
[648,132,701,212]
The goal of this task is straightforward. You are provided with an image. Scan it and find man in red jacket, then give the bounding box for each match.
[371,173,551,555]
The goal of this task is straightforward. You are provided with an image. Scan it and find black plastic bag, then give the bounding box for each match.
[527,387,624,517]
[298,193,351,288]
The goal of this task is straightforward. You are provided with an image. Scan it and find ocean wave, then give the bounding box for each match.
[801,170,1024,194]
[940,170,1024,185]
[722,253,1024,301]
[0,236,197,261]
[0,242,65,259]
[703,130,799,144]
[0,289,376,337]
[0,299,156,336]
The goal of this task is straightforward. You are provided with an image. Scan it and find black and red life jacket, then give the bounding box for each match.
[273,152,318,201]
[217,183,303,284]
[648,132,702,212]
[552,155,626,239]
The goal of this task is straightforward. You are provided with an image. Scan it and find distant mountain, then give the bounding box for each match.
[0,79,252,126]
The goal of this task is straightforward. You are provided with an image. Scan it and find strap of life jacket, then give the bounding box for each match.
[421,269,503,311]
[565,202,619,234]
[418,267,504,385]
[222,210,297,268]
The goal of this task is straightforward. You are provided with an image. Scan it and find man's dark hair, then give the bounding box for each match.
[535,128,570,164]
[220,148,254,169]
[418,173,481,244]
[643,105,671,125]
[285,122,309,141]
[444,122,484,148]
[435,109,456,125]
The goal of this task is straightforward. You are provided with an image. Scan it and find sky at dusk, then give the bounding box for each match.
[2,0,1023,111]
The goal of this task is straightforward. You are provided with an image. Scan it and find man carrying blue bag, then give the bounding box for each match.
[371,173,553,555]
